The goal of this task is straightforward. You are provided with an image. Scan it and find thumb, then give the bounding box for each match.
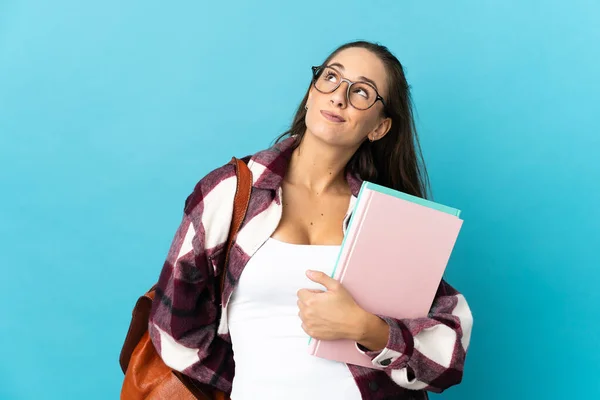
[306,270,339,290]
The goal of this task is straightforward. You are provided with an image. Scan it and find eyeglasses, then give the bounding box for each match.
[311,65,387,111]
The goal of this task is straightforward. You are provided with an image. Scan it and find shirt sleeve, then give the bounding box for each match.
[358,279,473,393]
[147,164,236,380]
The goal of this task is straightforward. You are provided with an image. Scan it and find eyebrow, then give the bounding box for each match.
[327,62,380,91]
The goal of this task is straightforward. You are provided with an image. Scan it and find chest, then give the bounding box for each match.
[229,238,341,308]
[216,186,356,335]
[271,181,352,246]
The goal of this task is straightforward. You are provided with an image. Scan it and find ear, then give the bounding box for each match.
[368,116,392,142]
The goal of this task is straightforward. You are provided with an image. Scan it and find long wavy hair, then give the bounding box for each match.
[275,40,430,199]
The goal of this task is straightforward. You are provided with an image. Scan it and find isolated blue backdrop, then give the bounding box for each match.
[1,1,598,399]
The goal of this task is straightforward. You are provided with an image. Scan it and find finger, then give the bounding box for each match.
[297,288,312,301]
[306,270,339,290]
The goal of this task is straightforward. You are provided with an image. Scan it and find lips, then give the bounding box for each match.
[320,110,345,122]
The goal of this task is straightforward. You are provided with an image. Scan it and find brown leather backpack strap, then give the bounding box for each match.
[220,157,253,294]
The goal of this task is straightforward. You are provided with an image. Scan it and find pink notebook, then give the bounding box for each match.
[307,181,463,369]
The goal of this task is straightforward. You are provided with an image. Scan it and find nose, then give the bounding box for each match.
[329,80,349,108]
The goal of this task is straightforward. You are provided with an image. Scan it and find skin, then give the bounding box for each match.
[270,47,394,351]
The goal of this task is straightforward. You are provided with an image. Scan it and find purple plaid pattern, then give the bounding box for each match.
[148,136,473,398]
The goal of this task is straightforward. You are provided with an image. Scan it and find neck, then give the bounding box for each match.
[285,132,357,194]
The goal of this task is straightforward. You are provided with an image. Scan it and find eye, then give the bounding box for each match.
[325,72,337,82]
[353,87,369,98]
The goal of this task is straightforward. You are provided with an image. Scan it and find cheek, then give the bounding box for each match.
[349,112,378,135]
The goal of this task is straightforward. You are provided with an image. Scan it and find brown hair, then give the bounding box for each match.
[276,40,430,199]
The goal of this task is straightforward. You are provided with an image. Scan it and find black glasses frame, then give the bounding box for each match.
[311,65,387,112]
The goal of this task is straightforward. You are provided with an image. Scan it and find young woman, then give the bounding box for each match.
[148,40,473,399]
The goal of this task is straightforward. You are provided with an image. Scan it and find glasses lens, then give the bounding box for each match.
[349,82,377,110]
[313,66,378,110]
[314,67,340,93]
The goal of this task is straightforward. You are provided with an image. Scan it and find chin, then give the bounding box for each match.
[305,117,349,146]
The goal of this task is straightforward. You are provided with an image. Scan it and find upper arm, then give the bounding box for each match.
[148,163,238,355]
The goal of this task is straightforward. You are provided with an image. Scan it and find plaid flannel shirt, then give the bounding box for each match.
[148,136,473,399]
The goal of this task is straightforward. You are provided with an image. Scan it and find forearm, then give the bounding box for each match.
[359,286,473,392]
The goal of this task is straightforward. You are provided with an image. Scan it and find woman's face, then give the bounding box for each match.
[305,47,392,149]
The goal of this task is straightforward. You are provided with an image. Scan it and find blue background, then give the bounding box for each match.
[1,1,599,399]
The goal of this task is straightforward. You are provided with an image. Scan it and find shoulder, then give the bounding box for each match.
[181,137,295,216]
[183,161,238,216]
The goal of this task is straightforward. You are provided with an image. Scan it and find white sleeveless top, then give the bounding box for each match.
[227,237,362,400]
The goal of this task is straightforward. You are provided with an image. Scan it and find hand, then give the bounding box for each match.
[297,270,367,341]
